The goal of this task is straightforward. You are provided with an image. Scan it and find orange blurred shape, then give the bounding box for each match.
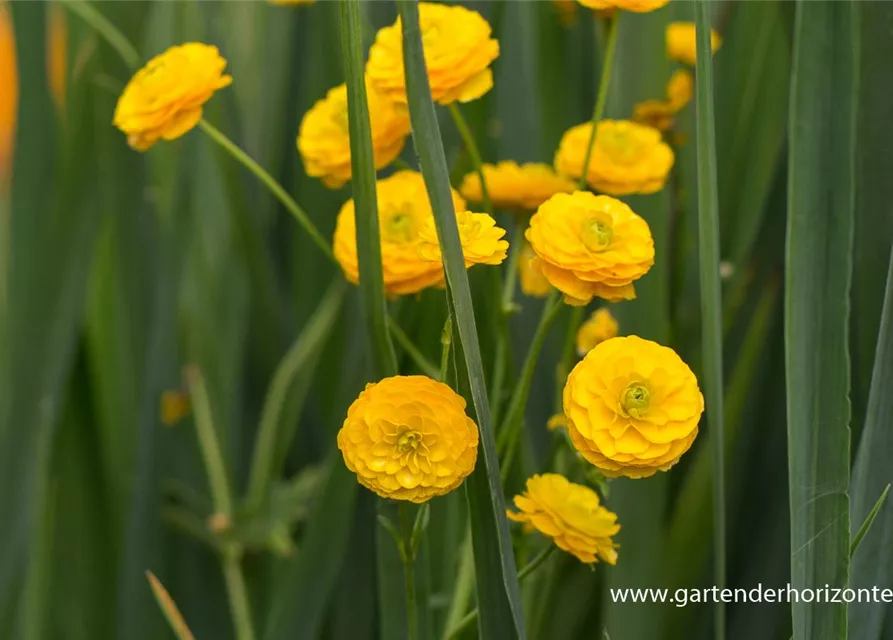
[0,2,68,188]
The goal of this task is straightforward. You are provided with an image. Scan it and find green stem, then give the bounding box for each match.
[497,291,563,468]
[555,306,585,408]
[222,550,257,640]
[389,317,442,380]
[447,103,492,214]
[59,0,140,70]
[446,545,558,639]
[185,367,233,519]
[399,504,420,640]
[198,120,336,265]
[501,223,526,314]
[578,14,621,190]
[439,316,453,383]
[441,530,474,639]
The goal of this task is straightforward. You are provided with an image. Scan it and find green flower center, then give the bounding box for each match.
[383,211,417,243]
[581,218,613,252]
[397,430,423,452]
[621,383,651,418]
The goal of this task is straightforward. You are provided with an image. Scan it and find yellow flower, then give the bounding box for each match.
[297,81,410,188]
[554,119,674,195]
[113,43,232,151]
[578,0,669,13]
[337,375,479,503]
[552,0,579,26]
[563,335,703,478]
[507,473,620,564]
[632,70,693,132]
[525,192,654,305]
[546,414,568,431]
[459,161,576,212]
[576,308,619,355]
[519,241,552,298]
[160,390,191,426]
[333,170,506,296]
[666,22,722,67]
[268,0,315,5]
[1,3,68,187]
[366,3,499,106]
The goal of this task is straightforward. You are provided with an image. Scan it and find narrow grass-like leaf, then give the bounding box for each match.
[849,244,893,638]
[694,3,726,637]
[396,1,525,637]
[340,0,397,381]
[850,485,890,558]
[146,571,197,640]
[786,2,857,638]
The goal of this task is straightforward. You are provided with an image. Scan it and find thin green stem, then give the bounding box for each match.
[198,120,336,265]
[185,367,233,519]
[389,317,442,380]
[497,292,563,470]
[399,504,420,640]
[555,306,585,407]
[59,0,140,70]
[578,14,620,190]
[445,545,558,639]
[447,103,492,214]
[439,316,453,383]
[441,530,474,640]
[222,551,257,640]
[501,223,526,314]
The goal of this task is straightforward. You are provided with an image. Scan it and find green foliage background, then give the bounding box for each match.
[1,1,892,640]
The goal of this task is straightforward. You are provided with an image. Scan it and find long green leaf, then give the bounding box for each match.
[695,3,726,638]
[786,2,857,638]
[395,1,525,638]
[849,243,893,639]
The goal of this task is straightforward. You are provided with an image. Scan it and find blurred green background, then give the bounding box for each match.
[1,2,892,640]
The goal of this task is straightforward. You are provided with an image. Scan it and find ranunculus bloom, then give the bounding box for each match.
[563,335,704,478]
[0,4,16,184]
[578,0,669,13]
[459,161,576,212]
[113,43,232,151]
[507,473,620,564]
[338,375,479,503]
[576,308,619,355]
[518,241,552,298]
[554,119,674,195]
[525,191,654,305]
[333,170,507,296]
[666,21,722,67]
[633,70,693,132]
[297,80,410,188]
[366,2,499,106]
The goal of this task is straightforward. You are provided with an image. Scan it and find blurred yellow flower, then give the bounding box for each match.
[633,70,693,132]
[337,375,479,503]
[1,3,68,186]
[519,241,552,298]
[578,0,669,13]
[576,308,618,355]
[333,170,506,296]
[546,414,568,431]
[554,120,674,195]
[297,81,410,188]
[367,2,499,106]
[525,192,654,305]
[563,335,703,478]
[507,473,620,564]
[160,390,191,426]
[552,0,578,26]
[113,43,232,151]
[666,21,722,67]
[459,161,576,212]
[268,0,315,5]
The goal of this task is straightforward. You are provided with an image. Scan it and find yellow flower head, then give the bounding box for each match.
[632,70,693,132]
[578,0,669,13]
[563,335,703,478]
[268,0,315,5]
[552,0,579,26]
[333,170,506,296]
[576,308,619,355]
[519,241,552,298]
[459,161,576,212]
[507,473,620,564]
[666,22,722,67]
[366,2,499,106]
[113,43,232,151]
[337,375,479,503]
[554,119,674,195]
[1,4,16,185]
[298,81,410,188]
[525,191,654,305]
